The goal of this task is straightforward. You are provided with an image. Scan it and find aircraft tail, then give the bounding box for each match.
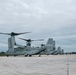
[47,38,55,46]
[57,47,61,53]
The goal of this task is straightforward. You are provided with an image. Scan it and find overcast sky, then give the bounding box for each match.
[0,0,76,52]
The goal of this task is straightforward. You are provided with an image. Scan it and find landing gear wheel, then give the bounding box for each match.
[29,55,32,57]
[25,55,28,57]
[6,55,9,57]
[14,55,16,57]
[39,54,41,57]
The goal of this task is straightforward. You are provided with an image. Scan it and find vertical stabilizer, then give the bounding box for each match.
[47,38,55,47]
[46,38,56,54]
[57,47,61,53]
[53,40,55,47]
[47,38,53,45]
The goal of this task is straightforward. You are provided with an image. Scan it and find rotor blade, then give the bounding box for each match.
[19,38,44,41]
[19,38,27,41]
[15,32,31,35]
[0,32,10,35]
[0,32,31,36]
[31,39,44,41]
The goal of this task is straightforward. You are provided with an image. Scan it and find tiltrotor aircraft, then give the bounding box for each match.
[0,32,46,57]
[19,38,44,46]
[19,38,56,55]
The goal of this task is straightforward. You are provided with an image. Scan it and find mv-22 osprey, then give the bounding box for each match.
[0,32,46,57]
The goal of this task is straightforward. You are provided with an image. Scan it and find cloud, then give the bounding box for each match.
[0,0,76,52]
